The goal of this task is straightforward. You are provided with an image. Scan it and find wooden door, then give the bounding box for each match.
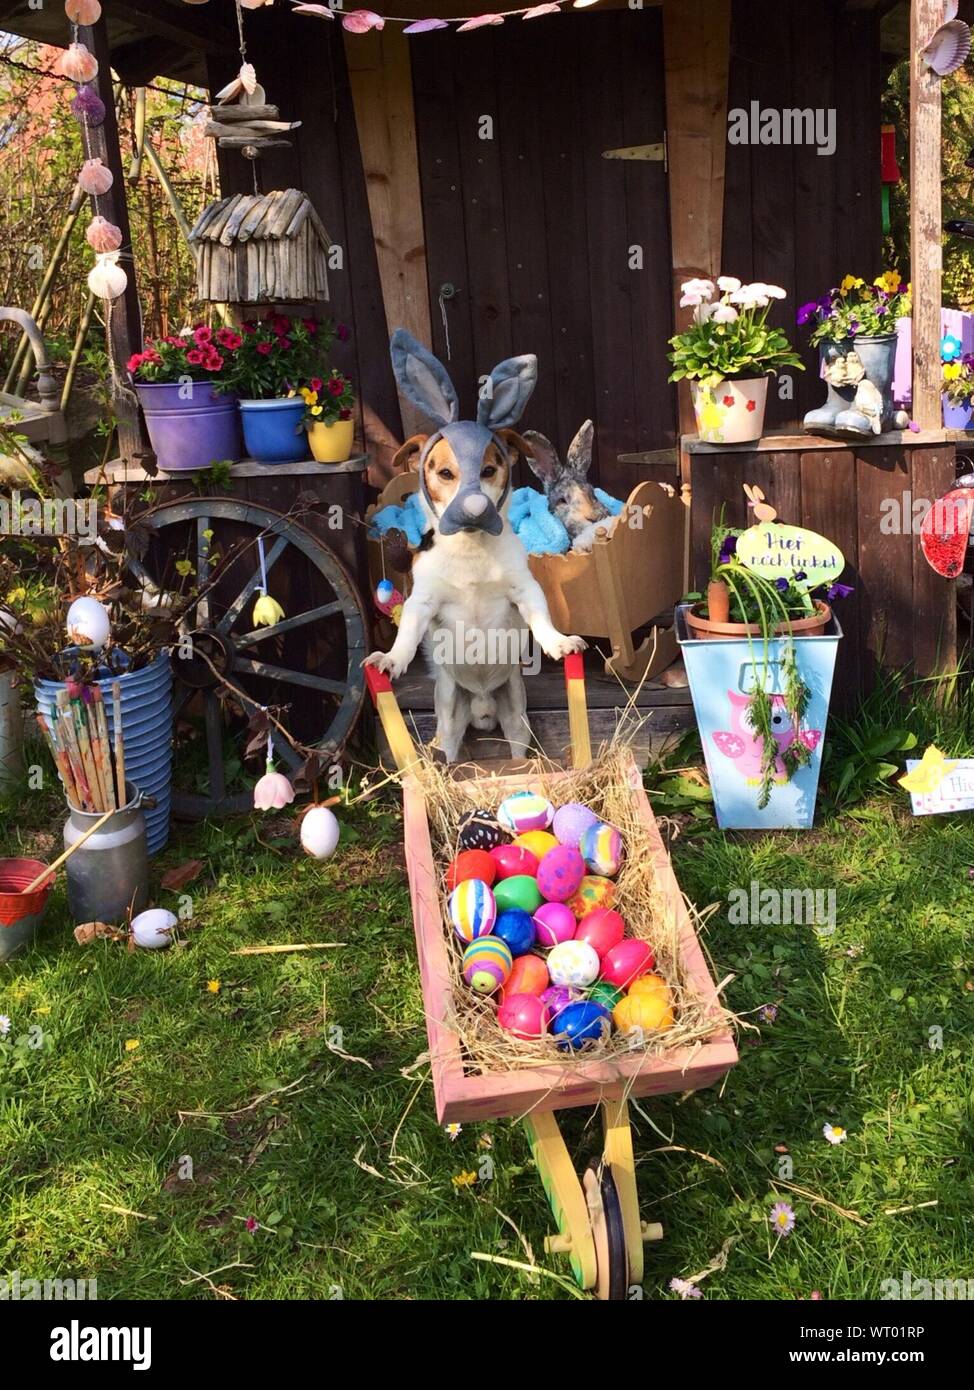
[410,9,675,498]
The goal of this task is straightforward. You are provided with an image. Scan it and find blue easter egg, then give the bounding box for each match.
[552,1000,610,1051]
[492,907,537,958]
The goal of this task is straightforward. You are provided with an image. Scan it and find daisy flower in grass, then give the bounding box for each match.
[823,1123,848,1145]
[670,1277,703,1300]
[0,1015,10,1037]
[770,1202,796,1237]
[758,1003,779,1024]
[444,1123,462,1142]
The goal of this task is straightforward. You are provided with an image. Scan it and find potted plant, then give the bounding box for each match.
[128,326,243,473]
[668,277,804,444]
[799,271,911,435]
[298,369,356,464]
[941,336,974,430]
[219,313,334,464]
[677,509,849,830]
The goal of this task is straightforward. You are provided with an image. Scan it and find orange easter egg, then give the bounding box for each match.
[499,953,549,1002]
[567,875,616,919]
[613,974,674,1034]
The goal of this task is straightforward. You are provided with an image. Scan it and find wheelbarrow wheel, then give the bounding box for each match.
[583,1160,628,1301]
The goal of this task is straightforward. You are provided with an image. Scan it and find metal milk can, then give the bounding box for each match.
[63,783,149,925]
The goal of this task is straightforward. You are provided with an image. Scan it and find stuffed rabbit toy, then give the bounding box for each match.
[522,419,619,553]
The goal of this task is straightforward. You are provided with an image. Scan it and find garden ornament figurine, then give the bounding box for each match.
[803,337,908,437]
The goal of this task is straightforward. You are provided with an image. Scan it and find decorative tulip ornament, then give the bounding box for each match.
[252,537,284,628]
[253,731,295,811]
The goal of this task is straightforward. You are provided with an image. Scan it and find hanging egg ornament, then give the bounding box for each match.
[445,848,496,892]
[497,992,549,1040]
[131,907,177,950]
[536,844,586,903]
[500,953,549,1000]
[600,938,655,990]
[513,830,558,861]
[374,578,404,627]
[580,821,624,878]
[87,251,127,300]
[613,974,674,1034]
[71,84,106,127]
[458,808,509,852]
[552,801,600,847]
[78,157,114,195]
[567,875,616,919]
[493,874,542,916]
[489,843,538,881]
[448,878,496,943]
[65,595,110,650]
[574,907,626,959]
[65,0,103,23]
[253,768,295,811]
[492,908,536,958]
[533,900,576,948]
[300,805,341,860]
[552,999,610,1051]
[497,790,554,834]
[547,939,601,989]
[58,42,99,83]
[462,936,512,996]
[85,215,122,252]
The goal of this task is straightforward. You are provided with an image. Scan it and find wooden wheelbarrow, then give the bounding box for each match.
[364,656,737,1298]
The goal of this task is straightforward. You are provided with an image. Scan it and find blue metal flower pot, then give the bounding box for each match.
[35,651,174,855]
[676,604,842,830]
[239,398,307,463]
[943,394,974,430]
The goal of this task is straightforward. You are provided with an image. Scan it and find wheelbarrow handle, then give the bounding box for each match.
[564,654,592,769]
[363,663,418,775]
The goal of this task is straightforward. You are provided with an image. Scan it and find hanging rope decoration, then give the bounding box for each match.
[284,0,602,30]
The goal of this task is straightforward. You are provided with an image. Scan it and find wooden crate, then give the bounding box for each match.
[402,754,737,1124]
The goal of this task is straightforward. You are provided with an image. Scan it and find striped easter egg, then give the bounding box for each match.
[580,822,624,878]
[448,877,497,943]
[497,790,554,834]
[462,935,513,995]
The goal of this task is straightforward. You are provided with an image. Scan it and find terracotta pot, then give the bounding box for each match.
[684,599,832,640]
[690,377,768,444]
[706,579,731,624]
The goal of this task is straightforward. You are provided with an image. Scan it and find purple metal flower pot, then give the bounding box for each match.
[136,381,241,473]
[943,394,974,430]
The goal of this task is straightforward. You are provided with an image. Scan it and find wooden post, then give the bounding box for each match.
[662,0,732,469]
[78,14,146,464]
[909,0,943,432]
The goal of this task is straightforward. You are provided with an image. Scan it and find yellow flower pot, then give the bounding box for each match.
[307,419,354,464]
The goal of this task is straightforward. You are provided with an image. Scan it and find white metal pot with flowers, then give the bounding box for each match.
[668,277,805,445]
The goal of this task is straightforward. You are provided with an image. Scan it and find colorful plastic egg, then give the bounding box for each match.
[552,801,600,847]
[500,954,549,1001]
[574,907,626,959]
[580,821,624,877]
[540,984,579,1020]
[600,938,655,989]
[462,936,512,995]
[493,874,542,915]
[613,973,674,1034]
[536,844,586,904]
[449,878,497,942]
[445,849,496,892]
[493,908,536,957]
[498,992,549,1040]
[533,901,576,948]
[514,830,558,861]
[489,843,539,880]
[548,939,601,988]
[497,790,554,834]
[553,1000,610,1051]
[567,875,616,919]
[300,805,341,861]
[458,808,509,852]
[587,980,623,1012]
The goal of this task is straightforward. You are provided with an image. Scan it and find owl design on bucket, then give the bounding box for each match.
[712,691,822,785]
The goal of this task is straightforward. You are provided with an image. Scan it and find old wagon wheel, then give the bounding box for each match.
[131,497,369,819]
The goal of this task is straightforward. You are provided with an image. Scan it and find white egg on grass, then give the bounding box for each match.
[300,805,341,861]
[131,908,177,950]
[66,596,111,651]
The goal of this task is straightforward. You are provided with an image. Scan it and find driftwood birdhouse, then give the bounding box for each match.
[188,189,331,305]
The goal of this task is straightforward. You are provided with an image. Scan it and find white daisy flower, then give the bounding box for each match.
[823,1123,847,1145]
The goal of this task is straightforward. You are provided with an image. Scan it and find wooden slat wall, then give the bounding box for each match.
[722,0,883,430]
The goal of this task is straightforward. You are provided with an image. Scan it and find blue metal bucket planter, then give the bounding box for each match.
[35,651,174,855]
[676,604,842,830]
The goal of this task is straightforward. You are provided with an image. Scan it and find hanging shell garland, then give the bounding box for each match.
[86,215,122,252]
[58,42,99,83]
[65,0,103,22]
[71,84,106,126]
[78,157,113,195]
[87,251,127,300]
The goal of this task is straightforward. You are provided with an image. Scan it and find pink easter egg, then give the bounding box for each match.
[497,992,549,1040]
[600,938,655,989]
[489,843,540,880]
[574,907,626,959]
[536,844,586,903]
[533,901,577,948]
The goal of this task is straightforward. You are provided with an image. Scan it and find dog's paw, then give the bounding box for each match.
[544,634,587,660]
[363,650,407,680]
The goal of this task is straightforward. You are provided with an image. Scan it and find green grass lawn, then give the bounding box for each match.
[2,752,973,1301]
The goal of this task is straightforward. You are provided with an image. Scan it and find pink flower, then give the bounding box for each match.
[245,1216,258,1233]
[329,376,345,396]
[276,336,291,351]
[310,377,323,392]
[194,325,212,345]
[302,317,319,335]
[127,352,143,372]
[339,407,352,420]
[186,349,204,365]
[204,350,224,372]
[256,341,272,356]
[217,328,242,350]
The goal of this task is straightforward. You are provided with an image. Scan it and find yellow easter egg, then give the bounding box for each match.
[514,830,559,861]
[567,875,616,919]
[613,974,674,1033]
